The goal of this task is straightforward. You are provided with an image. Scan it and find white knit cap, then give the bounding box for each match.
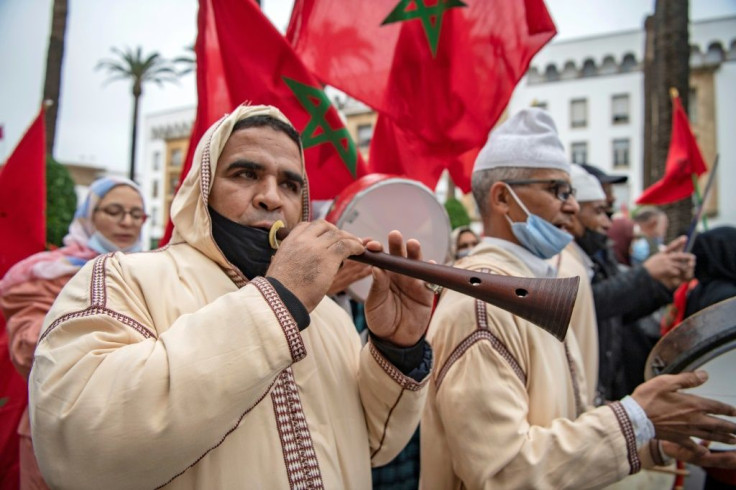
[473,108,570,174]
[570,164,606,202]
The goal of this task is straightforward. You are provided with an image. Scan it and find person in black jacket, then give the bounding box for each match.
[685,226,736,318]
[565,164,696,403]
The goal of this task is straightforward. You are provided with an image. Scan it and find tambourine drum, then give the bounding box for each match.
[645,296,736,451]
[325,174,451,302]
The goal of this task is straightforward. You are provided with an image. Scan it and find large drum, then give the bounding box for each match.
[645,296,736,452]
[325,174,452,302]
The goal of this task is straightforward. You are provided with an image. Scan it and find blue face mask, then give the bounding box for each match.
[88,231,142,255]
[630,237,650,265]
[504,184,572,259]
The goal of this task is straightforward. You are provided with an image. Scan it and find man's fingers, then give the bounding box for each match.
[665,371,709,390]
[696,450,736,469]
[406,238,423,261]
[664,235,687,253]
[387,230,407,257]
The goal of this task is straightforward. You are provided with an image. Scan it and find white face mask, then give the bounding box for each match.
[503,184,572,259]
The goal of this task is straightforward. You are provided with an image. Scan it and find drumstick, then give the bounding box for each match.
[268,221,578,341]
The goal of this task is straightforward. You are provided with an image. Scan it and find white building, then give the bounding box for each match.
[142,106,195,248]
[508,15,736,227]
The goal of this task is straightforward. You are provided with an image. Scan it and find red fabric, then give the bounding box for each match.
[636,95,708,205]
[161,0,367,244]
[288,0,556,192]
[0,315,24,490]
[0,108,46,278]
[659,280,697,336]
[0,107,45,490]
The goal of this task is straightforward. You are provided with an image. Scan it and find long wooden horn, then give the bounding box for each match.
[271,223,577,341]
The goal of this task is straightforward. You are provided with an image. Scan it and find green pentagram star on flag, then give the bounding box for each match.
[283,77,359,178]
[382,0,467,57]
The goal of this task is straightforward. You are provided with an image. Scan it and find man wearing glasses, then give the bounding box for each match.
[420,108,736,489]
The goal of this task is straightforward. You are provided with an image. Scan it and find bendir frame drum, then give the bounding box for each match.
[645,296,736,452]
[325,174,452,303]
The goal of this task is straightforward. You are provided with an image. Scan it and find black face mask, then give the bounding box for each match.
[576,227,609,257]
[209,206,275,280]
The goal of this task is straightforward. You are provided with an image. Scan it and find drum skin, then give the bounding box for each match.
[325,174,452,302]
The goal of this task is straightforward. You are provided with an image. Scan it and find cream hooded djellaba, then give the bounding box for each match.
[28,104,429,490]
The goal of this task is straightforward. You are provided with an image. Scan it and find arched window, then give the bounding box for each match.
[621,53,637,73]
[545,64,560,82]
[581,58,597,77]
[705,42,724,64]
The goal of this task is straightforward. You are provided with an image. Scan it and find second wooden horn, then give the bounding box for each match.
[272,224,578,341]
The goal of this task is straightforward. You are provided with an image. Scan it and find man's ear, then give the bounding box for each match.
[489,182,511,215]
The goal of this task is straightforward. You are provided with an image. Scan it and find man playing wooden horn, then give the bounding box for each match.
[420,108,736,489]
[28,104,434,489]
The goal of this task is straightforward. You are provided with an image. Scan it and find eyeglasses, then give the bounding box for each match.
[94,204,148,223]
[503,179,576,202]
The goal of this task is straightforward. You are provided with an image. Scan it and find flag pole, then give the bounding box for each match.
[685,155,719,253]
[690,173,708,230]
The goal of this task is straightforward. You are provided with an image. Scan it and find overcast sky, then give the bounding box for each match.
[1,0,735,175]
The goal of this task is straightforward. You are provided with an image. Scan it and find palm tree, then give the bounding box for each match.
[173,45,196,76]
[96,47,178,181]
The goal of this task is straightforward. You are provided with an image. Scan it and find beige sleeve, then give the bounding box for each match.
[434,340,636,489]
[358,340,430,467]
[0,278,65,379]
[29,258,304,490]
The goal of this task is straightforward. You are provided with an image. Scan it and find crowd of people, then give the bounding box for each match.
[1,104,735,489]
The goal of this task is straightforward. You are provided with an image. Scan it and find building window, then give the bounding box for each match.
[570,99,587,128]
[169,175,179,196]
[688,88,697,124]
[153,151,161,171]
[531,100,548,110]
[171,149,183,168]
[571,142,588,164]
[152,180,159,198]
[357,124,373,148]
[612,94,630,124]
[613,139,630,168]
[151,206,158,227]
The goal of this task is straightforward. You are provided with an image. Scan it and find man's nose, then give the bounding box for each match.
[564,196,580,214]
[255,179,281,211]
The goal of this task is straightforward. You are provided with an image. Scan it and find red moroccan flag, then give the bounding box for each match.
[161,0,367,244]
[0,107,45,489]
[0,107,46,277]
[637,94,709,205]
[288,0,556,191]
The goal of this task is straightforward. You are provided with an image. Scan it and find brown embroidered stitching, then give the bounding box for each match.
[272,369,324,489]
[38,306,156,344]
[608,401,642,474]
[435,330,527,391]
[252,277,307,362]
[90,254,109,307]
[563,342,585,417]
[370,389,406,459]
[473,296,527,384]
[368,342,428,392]
[154,377,278,489]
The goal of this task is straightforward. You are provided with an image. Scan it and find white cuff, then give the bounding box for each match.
[621,395,655,449]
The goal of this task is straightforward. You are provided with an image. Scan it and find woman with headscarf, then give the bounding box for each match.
[0,176,146,489]
[447,226,480,263]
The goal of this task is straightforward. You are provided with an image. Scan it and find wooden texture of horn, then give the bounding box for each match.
[350,251,577,341]
[273,227,577,340]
